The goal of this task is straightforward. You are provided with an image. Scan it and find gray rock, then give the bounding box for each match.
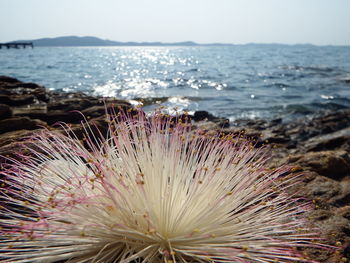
[304,127,350,152]
[290,150,350,180]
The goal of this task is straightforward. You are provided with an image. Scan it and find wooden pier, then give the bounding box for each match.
[0,42,34,49]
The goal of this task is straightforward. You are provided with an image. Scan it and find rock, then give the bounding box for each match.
[0,75,19,83]
[0,141,26,160]
[12,104,47,116]
[290,150,350,180]
[0,117,46,134]
[334,181,350,207]
[47,98,99,112]
[81,106,109,119]
[261,134,290,144]
[193,111,229,128]
[17,82,43,89]
[33,88,50,102]
[310,209,333,221]
[0,78,43,90]
[192,121,224,131]
[311,214,350,263]
[0,94,35,106]
[193,111,215,121]
[339,206,350,220]
[345,244,350,258]
[0,129,35,148]
[0,77,133,128]
[305,176,342,203]
[0,87,12,96]
[44,111,85,125]
[304,127,350,152]
[48,98,130,113]
[0,104,12,119]
[270,118,282,125]
[68,116,109,142]
[0,76,49,108]
[233,119,268,130]
[285,109,350,142]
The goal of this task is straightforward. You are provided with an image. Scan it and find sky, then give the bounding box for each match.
[1,0,350,45]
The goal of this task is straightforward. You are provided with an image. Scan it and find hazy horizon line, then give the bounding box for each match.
[3,35,350,47]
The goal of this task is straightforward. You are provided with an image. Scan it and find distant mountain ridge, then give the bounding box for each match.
[11,36,324,47]
[16,36,206,47]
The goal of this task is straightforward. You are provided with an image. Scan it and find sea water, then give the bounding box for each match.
[1,45,350,121]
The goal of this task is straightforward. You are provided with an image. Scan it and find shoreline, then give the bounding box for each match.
[1,76,350,262]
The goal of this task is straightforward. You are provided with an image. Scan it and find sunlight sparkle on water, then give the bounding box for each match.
[94,81,120,97]
[167,96,191,108]
[320,94,334,100]
[1,45,349,122]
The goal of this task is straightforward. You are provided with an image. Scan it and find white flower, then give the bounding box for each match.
[0,110,317,262]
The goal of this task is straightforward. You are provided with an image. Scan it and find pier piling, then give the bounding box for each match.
[0,42,34,49]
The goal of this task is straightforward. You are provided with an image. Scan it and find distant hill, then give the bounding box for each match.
[8,37,323,47]
[15,36,202,47]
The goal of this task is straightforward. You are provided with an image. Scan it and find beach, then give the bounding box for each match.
[1,75,350,262]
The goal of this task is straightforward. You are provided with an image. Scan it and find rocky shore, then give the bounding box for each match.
[1,76,350,262]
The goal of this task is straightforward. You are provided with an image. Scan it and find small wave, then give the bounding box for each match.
[321,102,349,110]
[186,68,200,72]
[93,82,121,97]
[282,65,345,79]
[282,65,335,73]
[263,82,291,89]
[284,102,348,115]
[336,75,350,84]
[133,96,204,107]
[281,95,304,99]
